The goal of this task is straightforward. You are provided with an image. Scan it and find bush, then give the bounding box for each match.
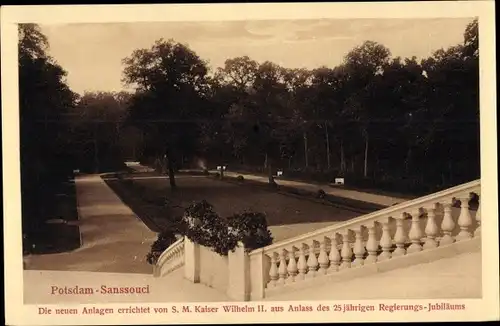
[182,200,233,255]
[317,189,326,199]
[181,200,273,256]
[146,230,178,265]
[236,175,244,182]
[268,178,279,190]
[214,172,221,178]
[203,169,209,176]
[226,212,273,252]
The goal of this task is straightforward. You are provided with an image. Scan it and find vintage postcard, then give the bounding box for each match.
[2,2,499,325]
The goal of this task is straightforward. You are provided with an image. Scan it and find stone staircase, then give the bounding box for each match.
[154,179,481,301]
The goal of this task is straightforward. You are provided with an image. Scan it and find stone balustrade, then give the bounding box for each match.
[153,237,185,277]
[247,179,481,300]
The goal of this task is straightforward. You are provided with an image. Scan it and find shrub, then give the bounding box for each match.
[182,200,233,255]
[317,189,326,199]
[214,172,221,178]
[146,230,178,265]
[181,201,273,256]
[236,175,244,182]
[203,169,209,176]
[226,212,273,252]
[268,178,279,190]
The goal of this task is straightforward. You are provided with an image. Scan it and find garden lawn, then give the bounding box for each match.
[103,173,363,242]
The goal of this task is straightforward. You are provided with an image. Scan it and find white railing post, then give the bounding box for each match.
[228,242,250,301]
[184,236,200,283]
[352,226,366,267]
[287,246,298,282]
[340,230,353,269]
[407,209,423,254]
[424,204,439,250]
[474,200,481,237]
[456,195,473,241]
[440,201,455,245]
[365,222,379,264]
[393,214,407,257]
[318,237,330,274]
[378,217,392,261]
[306,240,319,278]
[278,249,288,285]
[327,234,341,273]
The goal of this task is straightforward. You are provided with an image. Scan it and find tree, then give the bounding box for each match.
[69,91,131,172]
[122,39,210,189]
[18,24,78,243]
[216,56,258,90]
[343,41,392,177]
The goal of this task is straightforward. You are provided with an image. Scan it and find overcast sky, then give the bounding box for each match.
[40,18,474,95]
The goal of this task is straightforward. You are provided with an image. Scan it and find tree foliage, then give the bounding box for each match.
[117,19,479,194]
[122,39,211,188]
[19,24,79,240]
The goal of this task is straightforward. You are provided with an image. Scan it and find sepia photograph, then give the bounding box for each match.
[2,2,498,325]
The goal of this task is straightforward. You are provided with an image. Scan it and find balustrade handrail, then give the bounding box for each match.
[251,179,480,255]
[156,237,185,268]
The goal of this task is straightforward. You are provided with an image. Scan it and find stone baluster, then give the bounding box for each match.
[424,204,439,249]
[328,235,341,273]
[365,222,379,263]
[352,227,366,267]
[407,209,424,253]
[393,213,407,257]
[340,230,353,269]
[475,199,481,237]
[278,249,288,285]
[440,201,455,245]
[378,218,392,261]
[456,194,473,241]
[268,253,279,287]
[297,244,308,280]
[286,247,298,283]
[306,240,319,278]
[317,238,330,275]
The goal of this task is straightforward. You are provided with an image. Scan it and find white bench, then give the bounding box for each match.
[334,178,345,185]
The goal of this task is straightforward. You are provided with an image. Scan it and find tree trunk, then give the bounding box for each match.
[405,147,412,174]
[93,124,99,173]
[325,122,331,170]
[340,138,346,173]
[363,134,369,178]
[264,153,268,169]
[267,155,274,184]
[303,131,309,168]
[165,149,177,189]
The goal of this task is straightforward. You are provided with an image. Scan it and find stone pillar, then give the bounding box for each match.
[227,242,250,301]
[183,237,200,283]
[249,249,268,300]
